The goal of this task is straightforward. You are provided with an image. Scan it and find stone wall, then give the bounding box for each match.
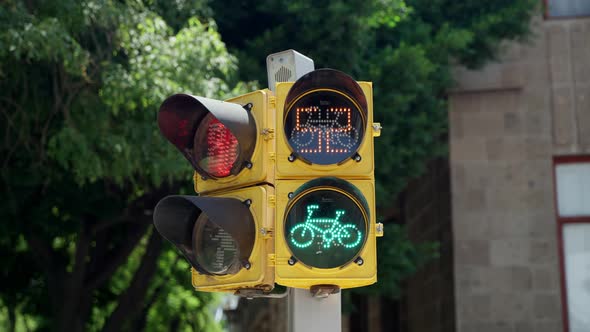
[401,158,455,332]
[448,16,590,332]
[225,297,287,332]
[227,15,590,332]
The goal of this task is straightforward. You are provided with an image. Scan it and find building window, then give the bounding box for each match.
[554,157,590,332]
[546,0,590,18]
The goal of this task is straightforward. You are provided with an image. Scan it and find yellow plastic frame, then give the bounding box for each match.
[191,185,275,292]
[275,82,375,179]
[274,179,377,289]
[195,89,276,194]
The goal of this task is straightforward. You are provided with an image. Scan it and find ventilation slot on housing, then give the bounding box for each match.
[275,66,293,83]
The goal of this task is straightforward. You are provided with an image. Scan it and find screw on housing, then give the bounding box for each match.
[354,257,364,266]
[288,153,296,162]
[288,192,294,199]
[243,103,253,111]
[288,257,297,266]
[243,199,252,207]
[244,161,253,169]
[243,261,251,270]
[352,153,362,162]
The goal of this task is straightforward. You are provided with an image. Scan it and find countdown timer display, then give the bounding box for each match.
[284,90,365,165]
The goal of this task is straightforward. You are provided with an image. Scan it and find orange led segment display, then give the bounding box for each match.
[284,91,365,165]
[294,106,353,154]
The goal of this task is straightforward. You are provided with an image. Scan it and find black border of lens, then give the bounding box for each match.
[284,177,370,269]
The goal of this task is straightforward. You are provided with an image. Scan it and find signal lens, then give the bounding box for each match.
[194,114,239,178]
[285,187,367,269]
[284,90,365,165]
[193,213,241,275]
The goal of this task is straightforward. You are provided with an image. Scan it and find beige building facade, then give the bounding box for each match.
[449,12,590,332]
[227,6,590,332]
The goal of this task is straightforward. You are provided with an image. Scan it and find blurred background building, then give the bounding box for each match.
[448,4,590,331]
[227,4,590,331]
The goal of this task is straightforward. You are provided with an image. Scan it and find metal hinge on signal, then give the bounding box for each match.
[260,227,273,239]
[376,223,384,237]
[268,195,276,207]
[267,254,276,267]
[372,123,382,137]
[261,128,275,141]
[269,95,276,108]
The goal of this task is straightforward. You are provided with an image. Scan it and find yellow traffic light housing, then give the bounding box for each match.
[196,89,275,194]
[191,185,275,293]
[154,185,275,293]
[274,178,378,289]
[155,90,276,295]
[154,67,382,295]
[158,89,275,195]
[275,69,379,180]
[273,69,382,290]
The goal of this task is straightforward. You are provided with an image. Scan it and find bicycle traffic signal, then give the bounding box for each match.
[273,69,382,290]
[274,68,376,179]
[154,90,276,294]
[158,89,275,194]
[153,66,382,295]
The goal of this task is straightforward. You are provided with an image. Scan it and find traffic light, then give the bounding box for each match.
[153,67,382,294]
[158,89,275,194]
[274,68,376,179]
[154,90,276,294]
[273,69,383,290]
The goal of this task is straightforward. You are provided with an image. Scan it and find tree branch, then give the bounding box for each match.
[84,221,149,292]
[58,222,92,331]
[101,229,163,332]
[24,234,55,272]
[130,256,180,331]
[23,229,64,320]
[85,185,168,291]
[91,214,153,234]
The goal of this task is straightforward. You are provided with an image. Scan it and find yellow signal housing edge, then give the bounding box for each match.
[275,82,375,180]
[195,89,276,195]
[273,179,378,289]
[191,185,275,292]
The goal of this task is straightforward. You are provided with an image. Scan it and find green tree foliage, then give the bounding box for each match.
[211,0,537,205]
[0,0,539,330]
[209,0,537,298]
[0,0,238,330]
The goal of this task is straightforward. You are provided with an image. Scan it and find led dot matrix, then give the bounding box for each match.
[288,204,362,250]
[284,89,366,165]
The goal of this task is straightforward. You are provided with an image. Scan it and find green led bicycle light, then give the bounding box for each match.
[284,177,369,269]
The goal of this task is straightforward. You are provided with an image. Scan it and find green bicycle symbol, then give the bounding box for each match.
[289,204,362,250]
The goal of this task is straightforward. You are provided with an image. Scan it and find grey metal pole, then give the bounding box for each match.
[289,288,341,332]
[266,50,342,332]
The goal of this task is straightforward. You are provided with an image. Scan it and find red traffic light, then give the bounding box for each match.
[158,94,256,179]
[194,115,239,178]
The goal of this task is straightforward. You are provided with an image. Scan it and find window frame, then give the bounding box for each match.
[553,155,590,332]
[544,0,590,19]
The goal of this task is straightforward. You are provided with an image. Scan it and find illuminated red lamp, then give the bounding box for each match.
[194,115,239,178]
[158,94,256,179]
